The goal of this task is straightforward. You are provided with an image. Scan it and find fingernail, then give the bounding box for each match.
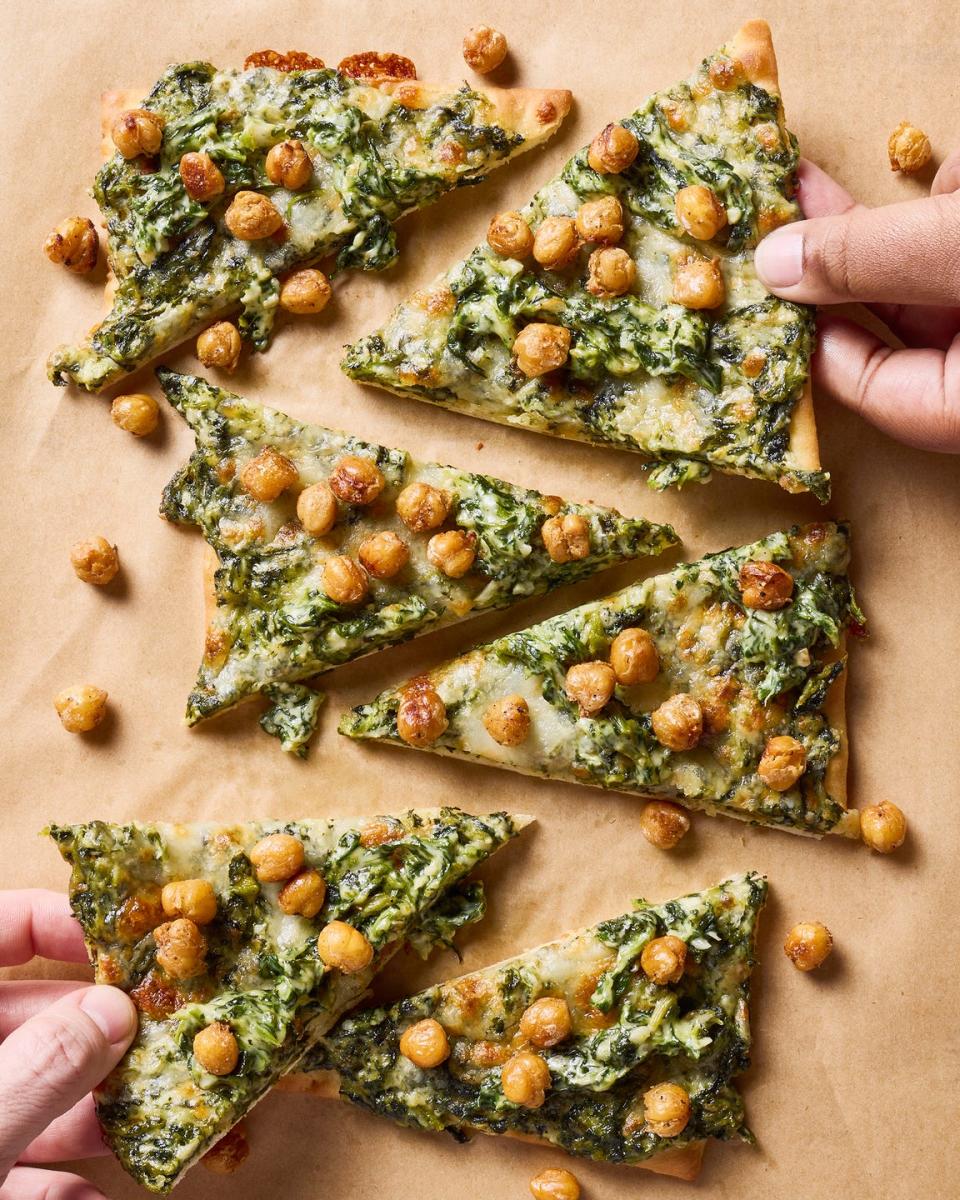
[755,227,804,288]
[80,986,137,1045]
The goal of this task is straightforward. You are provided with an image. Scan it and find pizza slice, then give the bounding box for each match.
[158,369,677,751]
[47,52,570,392]
[295,872,767,1181]
[341,522,864,838]
[343,21,828,498]
[47,807,528,1192]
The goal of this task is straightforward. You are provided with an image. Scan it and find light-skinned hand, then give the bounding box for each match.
[0,890,137,1200]
[755,154,960,452]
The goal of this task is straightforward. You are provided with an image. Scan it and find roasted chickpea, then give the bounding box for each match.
[277,868,327,918]
[513,323,571,377]
[741,347,767,378]
[112,108,165,158]
[643,1082,691,1137]
[462,25,508,74]
[427,529,476,578]
[196,321,242,372]
[70,537,119,586]
[297,482,338,536]
[54,684,108,733]
[758,735,807,791]
[754,121,781,153]
[783,921,834,972]
[738,560,794,610]
[519,997,572,1048]
[179,152,225,202]
[396,482,450,532]
[201,1124,250,1175]
[586,246,636,297]
[639,800,690,850]
[708,55,742,90]
[482,694,531,747]
[588,123,639,174]
[501,1050,551,1108]
[576,195,624,245]
[316,920,374,973]
[487,210,534,259]
[859,800,907,853]
[888,121,932,173]
[358,531,409,579]
[533,216,580,270]
[529,1168,580,1200]
[564,661,616,716]
[674,184,727,241]
[322,555,369,605]
[279,268,331,315]
[161,879,217,925]
[397,683,448,746]
[44,217,98,274]
[329,455,385,506]
[154,918,207,980]
[651,693,702,752]
[399,1018,450,1068]
[193,1021,239,1075]
[224,191,284,240]
[240,447,298,502]
[609,627,659,685]
[265,139,313,189]
[541,513,590,563]
[111,393,159,437]
[249,833,305,883]
[672,253,725,309]
[641,935,687,985]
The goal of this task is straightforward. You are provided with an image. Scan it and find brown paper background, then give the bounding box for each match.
[3,2,959,1197]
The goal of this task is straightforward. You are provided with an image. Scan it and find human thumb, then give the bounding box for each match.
[0,986,137,1175]
[754,192,960,307]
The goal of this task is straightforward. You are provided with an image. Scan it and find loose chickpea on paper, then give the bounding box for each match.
[70,537,119,586]
[487,210,534,259]
[201,1123,250,1175]
[111,393,159,437]
[513,323,571,378]
[112,108,165,159]
[888,121,932,174]
[501,1050,551,1108]
[193,1021,239,1075]
[399,1018,450,1068]
[279,268,331,315]
[651,693,703,752]
[482,694,531,747]
[224,191,284,240]
[641,935,687,985]
[397,683,448,747]
[249,832,305,883]
[643,1082,691,1137]
[860,800,907,853]
[265,139,313,189]
[462,25,508,74]
[427,529,477,578]
[44,217,99,274]
[154,918,207,980]
[54,685,109,733]
[586,246,636,297]
[530,1168,580,1200]
[519,997,572,1048]
[564,661,616,716]
[639,800,690,850]
[161,879,218,925]
[396,482,450,532]
[316,920,373,973]
[179,152,225,202]
[197,321,242,372]
[784,921,833,972]
[541,513,590,563]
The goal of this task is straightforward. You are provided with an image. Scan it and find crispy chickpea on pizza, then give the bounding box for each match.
[47,809,530,1191]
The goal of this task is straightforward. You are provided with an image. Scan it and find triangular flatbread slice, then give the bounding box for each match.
[296,872,766,1181]
[343,21,828,498]
[48,808,528,1192]
[48,57,570,392]
[158,369,677,751]
[341,523,863,838]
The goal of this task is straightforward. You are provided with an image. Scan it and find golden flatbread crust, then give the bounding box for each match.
[376,80,571,145]
[275,1070,705,1179]
[787,381,823,473]
[730,19,781,97]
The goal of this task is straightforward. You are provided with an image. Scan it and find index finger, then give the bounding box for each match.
[795,158,860,220]
[0,891,89,967]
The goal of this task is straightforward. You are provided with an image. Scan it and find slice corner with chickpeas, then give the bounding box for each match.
[46,807,529,1191]
[157,368,676,755]
[341,521,865,844]
[300,872,767,1181]
[342,19,830,502]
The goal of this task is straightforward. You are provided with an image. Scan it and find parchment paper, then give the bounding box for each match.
[3,2,959,1197]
